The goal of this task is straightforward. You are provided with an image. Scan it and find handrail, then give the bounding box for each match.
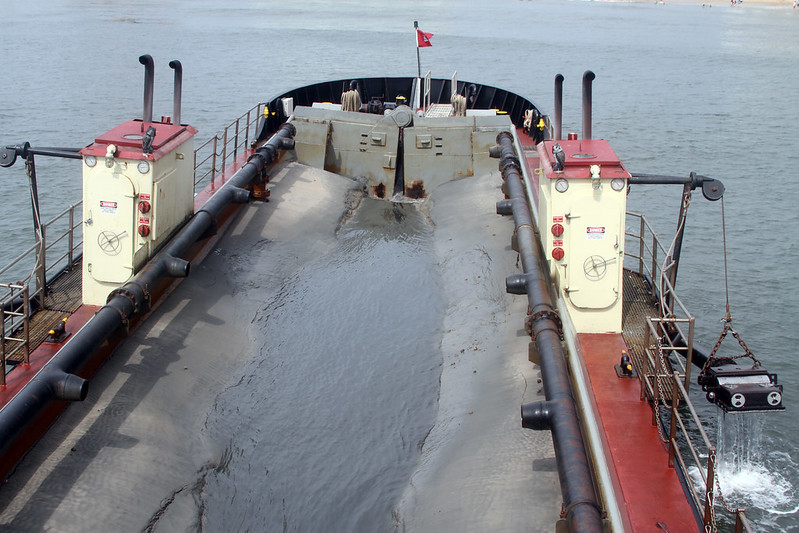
[624,210,699,386]
[0,203,82,287]
[0,283,30,386]
[193,103,266,192]
[1,103,266,374]
[0,203,81,379]
[624,210,753,532]
[635,321,753,531]
[661,364,753,532]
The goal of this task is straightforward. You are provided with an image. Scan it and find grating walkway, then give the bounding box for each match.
[4,260,83,363]
[424,103,454,117]
[621,269,660,375]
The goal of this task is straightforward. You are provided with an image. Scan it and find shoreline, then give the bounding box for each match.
[602,0,796,7]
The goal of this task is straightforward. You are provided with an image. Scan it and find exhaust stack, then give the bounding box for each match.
[582,70,595,140]
[169,60,183,126]
[139,54,155,124]
[583,70,596,139]
[553,74,564,141]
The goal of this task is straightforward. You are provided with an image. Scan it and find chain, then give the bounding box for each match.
[698,195,762,378]
[701,446,742,533]
[713,458,738,514]
[652,337,669,442]
[709,487,718,533]
[700,317,759,377]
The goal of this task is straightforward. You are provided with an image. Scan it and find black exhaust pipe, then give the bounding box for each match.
[139,54,155,124]
[553,74,564,141]
[493,131,604,533]
[582,70,595,141]
[169,60,183,126]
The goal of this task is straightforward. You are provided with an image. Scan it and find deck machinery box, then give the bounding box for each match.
[79,119,197,306]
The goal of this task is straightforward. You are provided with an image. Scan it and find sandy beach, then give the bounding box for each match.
[626,0,795,7]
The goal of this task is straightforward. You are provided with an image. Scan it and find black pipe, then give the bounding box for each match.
[667,330,712,369]
[169,60,182,126]
[629,172,725,201]
[1,143,83,168]
[493,131,603,532]
[139,54,155,123]
[0,123,296,465]
[554,74,564,141]
[582,70,595,141]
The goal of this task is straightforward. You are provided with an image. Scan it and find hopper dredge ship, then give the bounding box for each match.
[0,56,785,532]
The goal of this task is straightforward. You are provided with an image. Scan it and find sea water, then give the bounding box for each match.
[1,0,798,530]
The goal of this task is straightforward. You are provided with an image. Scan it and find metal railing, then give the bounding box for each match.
[0,202,82,301]
[0,202,81,384]
[624,210,752,532]
[624,211,698,388]
[1,104,267,382]
[0,283,30,386]
[193,103,267,193]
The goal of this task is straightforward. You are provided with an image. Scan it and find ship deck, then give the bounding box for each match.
[0,160,563,531]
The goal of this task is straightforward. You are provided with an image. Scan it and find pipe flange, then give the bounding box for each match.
[125,280,151,313]
[107,287,139,315]
[525,309,563,340]
[500,157,521,174]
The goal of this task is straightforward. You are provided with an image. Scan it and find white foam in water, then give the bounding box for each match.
[715,459,797,514]
[713,409,799,519]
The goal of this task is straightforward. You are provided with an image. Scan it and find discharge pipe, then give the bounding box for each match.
[0,123,296,467]
[493,130,604,533]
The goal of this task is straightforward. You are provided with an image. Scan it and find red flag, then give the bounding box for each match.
[416,28,433,47]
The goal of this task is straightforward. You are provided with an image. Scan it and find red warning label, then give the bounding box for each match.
[99,201,117,214]
[586,226,605,240]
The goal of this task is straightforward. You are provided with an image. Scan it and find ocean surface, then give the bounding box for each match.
[1,0,798,530]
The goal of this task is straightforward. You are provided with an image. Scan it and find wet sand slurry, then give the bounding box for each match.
[0,161,561,532]
[395,172,561,532]
[0,162,363,531]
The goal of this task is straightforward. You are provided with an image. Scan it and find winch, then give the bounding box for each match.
[699,363,784,412]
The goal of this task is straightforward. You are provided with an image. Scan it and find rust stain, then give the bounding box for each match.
[374,183,386,198]
[405,180,426,199]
